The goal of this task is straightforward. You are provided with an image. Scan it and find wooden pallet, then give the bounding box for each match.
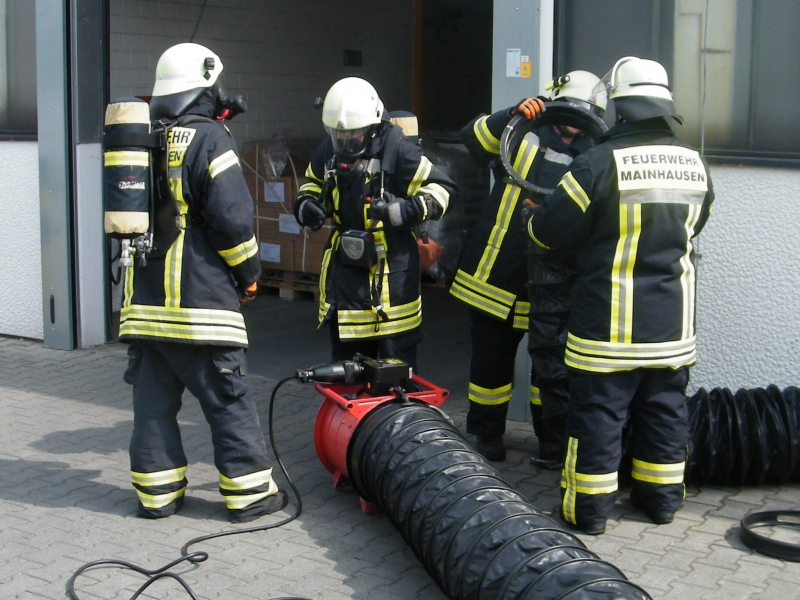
[259,269,320,301]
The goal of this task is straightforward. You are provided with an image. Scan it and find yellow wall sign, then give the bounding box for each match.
[520,62,531,78]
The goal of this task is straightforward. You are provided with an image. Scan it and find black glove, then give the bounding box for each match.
[511,97,546,120]
[369,192,423,227]
[296,196,328,231]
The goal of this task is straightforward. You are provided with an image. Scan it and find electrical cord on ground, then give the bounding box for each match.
[66,375,313,600]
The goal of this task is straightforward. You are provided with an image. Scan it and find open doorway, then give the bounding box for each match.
[414,0,493,140]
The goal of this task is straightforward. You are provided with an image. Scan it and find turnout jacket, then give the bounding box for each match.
[296,124,454,340]
[451,109,594,329]
[119,117,260,347]
[527,118,714,372]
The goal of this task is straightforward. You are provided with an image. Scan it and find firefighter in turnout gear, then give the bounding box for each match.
[293,77,454,371]
[526,57,714,534]
[118,43,287,522]
[451,72,604,462]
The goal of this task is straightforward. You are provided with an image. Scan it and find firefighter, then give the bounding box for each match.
[525,57,714,534]
[293,77,454,371]
[118,43,286,522]
[451,71,605,462]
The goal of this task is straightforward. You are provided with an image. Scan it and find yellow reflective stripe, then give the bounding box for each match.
[469,382,512,405]
[527,216,551,250]
[476,134,538,280]
[218,235,258,268]
[121,304,247,325]
[104,151,149,167]
[119,322,249,345]
[559,172,591,212]
[610,203,641,344]
[449,282,508,320]
[223,485,279,510]
[680,203,703,339]
[513,301,530,330]
[123,262,134,309]
[565,333,696,372]
[561,437,579,524]
[561,471,619,495]
[417,182,449,215]
[453,269,516,308]
[131,466,187,487]
[631,458,685,485]
[339,297,421,324]
[338,312,422,339]
[220,468,273,491]
[136,488,186,509]
[208,149,240,179]
[317,245,334,321]
[530,385,541,406]
[120,304,248,345]
[474,116,501,154]
[407,155,433,197]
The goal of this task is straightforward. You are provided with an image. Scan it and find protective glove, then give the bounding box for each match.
[521,198,539,226]
[295,196,328,231]
[369,192,423,227]
[240,281,258,304]
[511,97,546,121]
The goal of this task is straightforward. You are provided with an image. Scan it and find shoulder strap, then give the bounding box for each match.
[380,124,404,175]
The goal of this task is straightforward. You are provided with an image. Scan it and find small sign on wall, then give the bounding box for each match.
[520,55,531,78]
[506,48,521,77]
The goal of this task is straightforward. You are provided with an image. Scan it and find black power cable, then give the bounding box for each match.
[66,375,313,600]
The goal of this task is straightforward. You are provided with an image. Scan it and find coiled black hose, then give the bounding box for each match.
[348,400,651,600]
[687,385,800,485]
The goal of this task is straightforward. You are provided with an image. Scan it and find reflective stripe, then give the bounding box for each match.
[218,235,258,268]
[120,304,248,345]
[559,172,591,212]
[469,382,512,406]
[474,116,501,154]
[543,147,573,166]
[208,149,240,179]
[610,203,641,344]
[513,301,530,330]
[565,332,696,372]
[680,204,703,339]
[527,217,551,250]
[418,182,449,214]
[407,155,432,197]
[223,487,278,511]
[476,133,538,282]
[631,458,685,485]
[104,151,149,167]
[219,468,273,491]
[560,470,619,495]
[337,298,422,340]
[561,437,579,524]
[123,261,134,309]
[136,487,186,509]
[450,272,513,321]
[530,385,541,406]
[453,269,516,307]
[131,466,187,487]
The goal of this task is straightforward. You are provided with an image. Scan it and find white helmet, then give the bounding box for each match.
[550,70,607,117]
[595,57,682,124]
[601,57,672,101]
[150,43,223,119]
[322,77,385,158]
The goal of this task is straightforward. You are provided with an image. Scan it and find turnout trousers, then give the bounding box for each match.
[466,309,551,443]
[560,367,690,531]
[125,341,277,520]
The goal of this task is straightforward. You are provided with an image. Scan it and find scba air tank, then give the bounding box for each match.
[103,97,153,266]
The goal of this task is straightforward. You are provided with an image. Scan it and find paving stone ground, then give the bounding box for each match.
[0,335,798,599]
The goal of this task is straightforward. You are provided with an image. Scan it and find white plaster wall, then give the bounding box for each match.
[0,141,42,340]
[691,165,800,392]
[109,0,414,144]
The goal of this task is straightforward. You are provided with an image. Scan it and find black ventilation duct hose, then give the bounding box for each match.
[348,400,651,600]
[686,386,800,485]
[499,105,608,196]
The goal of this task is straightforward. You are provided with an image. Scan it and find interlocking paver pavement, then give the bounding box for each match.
[1,335,799,599]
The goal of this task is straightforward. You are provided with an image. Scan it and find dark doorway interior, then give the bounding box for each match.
[414,0,493,139]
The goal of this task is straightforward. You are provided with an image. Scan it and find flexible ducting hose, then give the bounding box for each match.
[347,399,651,600]
[687,385,800,485]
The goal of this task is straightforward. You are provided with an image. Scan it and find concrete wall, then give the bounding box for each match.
[691,165,800,393]
[109,0,415,145]
[0,141,42,340]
